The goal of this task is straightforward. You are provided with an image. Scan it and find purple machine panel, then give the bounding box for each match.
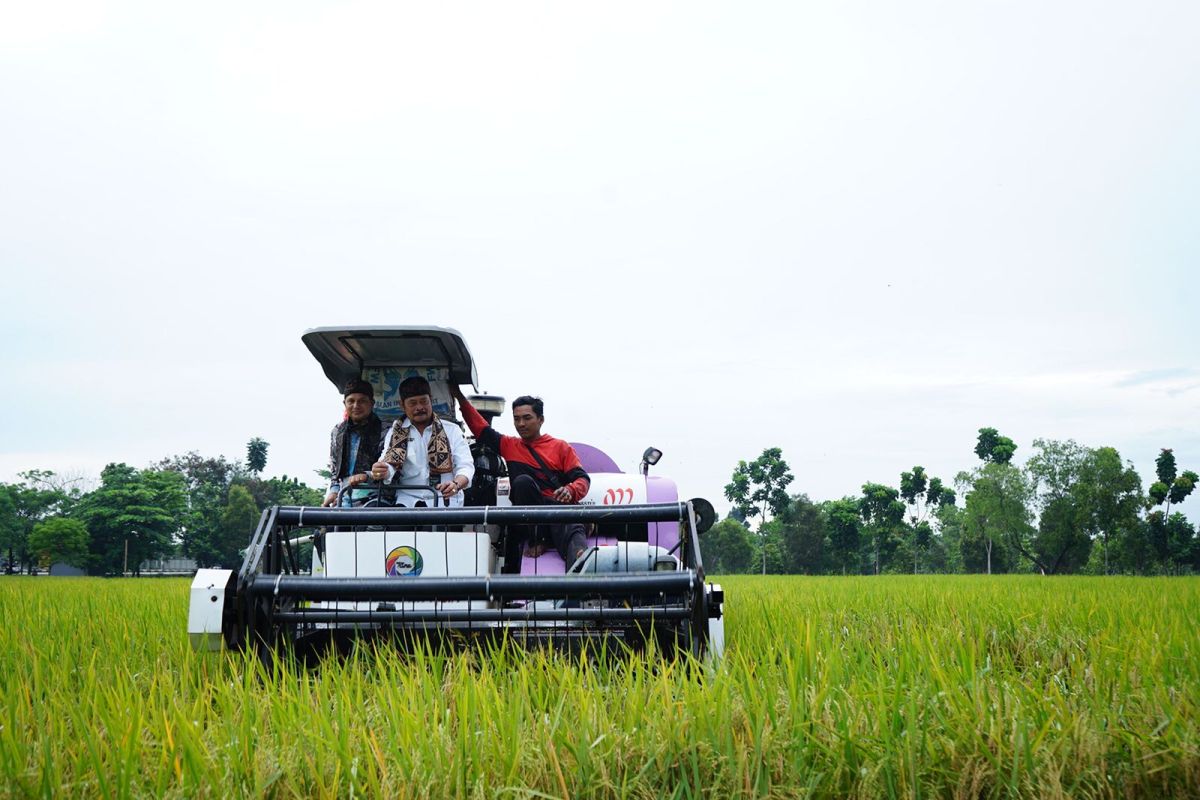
[570,442,622,474]
[645,475,680,553]
[517,444,681,574]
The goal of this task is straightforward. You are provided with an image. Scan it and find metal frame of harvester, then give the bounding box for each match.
[188,326,725,661]
[195,502,722,659]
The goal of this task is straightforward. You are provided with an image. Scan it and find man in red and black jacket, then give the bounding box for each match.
[452,386,590,572]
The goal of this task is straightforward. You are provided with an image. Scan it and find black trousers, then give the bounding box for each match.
[504,475,587,573]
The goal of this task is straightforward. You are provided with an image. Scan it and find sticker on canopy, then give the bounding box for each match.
[385,545,424,577]
[364,367,453,418]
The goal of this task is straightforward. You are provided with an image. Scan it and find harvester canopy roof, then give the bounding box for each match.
[302,326,478,391]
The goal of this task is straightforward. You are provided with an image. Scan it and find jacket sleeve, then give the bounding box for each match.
[328,425,341,494]
[559,442,590,502]
[458,395,502,451]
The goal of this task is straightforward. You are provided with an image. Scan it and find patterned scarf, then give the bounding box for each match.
[383,417,453,478]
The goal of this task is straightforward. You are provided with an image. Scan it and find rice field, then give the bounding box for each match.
[2,575,1198,799]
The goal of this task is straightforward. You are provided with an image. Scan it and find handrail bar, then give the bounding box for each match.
[247,571,694,602]
[273,502,689,527]
[275,607,690,624]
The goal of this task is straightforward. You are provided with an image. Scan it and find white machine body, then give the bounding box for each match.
[495,472,650,508]
[315,528,496,614]
[188,568,233,651]
[574,543,678,573]
[577,473,650,507]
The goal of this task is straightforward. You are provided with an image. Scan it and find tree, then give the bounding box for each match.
[957,429,1030,574]
[1156,448,1177,484]
[911,520,934,570]
[975,427,1017,465]
[899,467,928,512]
[823,498,862,574]
[18,468,90,502]
[1170,473,1198,505]
[1140,448,1197,573]
[777,495,825,574]
[0,473,73,573]
[757,521,788,574]
[28,517,90,569]
[215,485,259,569]
[1163,513,1196,572]
[859,483,905,574]
[240,474,325,509]
[1148,450,1195,510]
[724,448,794,574]
[156,452,243,491]
[0,488,22,573]
[1024,439,1101,575]
[933,503,966,573]
[1075,447,1142,574]
[899,466,956,573]
[1143,509,1196,573]
[702,518,756,574]
[246,438,270,475]
[1033,495,1092,574]
[75,464,187,575]
[156,451,322,566]
[157,452,243,567]
[957,463,1032,573]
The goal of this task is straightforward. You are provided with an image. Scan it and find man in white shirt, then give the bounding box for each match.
[370,376,474,507]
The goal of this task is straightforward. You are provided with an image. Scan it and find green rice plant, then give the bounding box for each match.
[1,575,1197,798]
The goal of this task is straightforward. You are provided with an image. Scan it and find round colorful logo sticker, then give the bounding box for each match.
[385,545,423,577]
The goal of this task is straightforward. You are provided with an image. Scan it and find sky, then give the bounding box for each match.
[2,0,1198,519]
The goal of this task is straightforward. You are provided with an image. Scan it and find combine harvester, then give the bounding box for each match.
[189,326,724,660]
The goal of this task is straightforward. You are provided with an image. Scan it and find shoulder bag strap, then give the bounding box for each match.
[522,441,562,489]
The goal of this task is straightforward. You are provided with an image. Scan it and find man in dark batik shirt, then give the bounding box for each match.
[322,378,389,507]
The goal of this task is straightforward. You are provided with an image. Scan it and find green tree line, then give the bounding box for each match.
[714,431,1198,576]
[0,440,323,575]
[6,429,1195,577]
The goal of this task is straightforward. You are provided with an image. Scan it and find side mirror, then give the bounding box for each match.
[640,446,663,476]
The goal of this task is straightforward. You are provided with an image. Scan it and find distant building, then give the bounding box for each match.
[138,557,199,576]
[39,557,199,577]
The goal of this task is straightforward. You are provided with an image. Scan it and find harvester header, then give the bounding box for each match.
[189,326,724,660]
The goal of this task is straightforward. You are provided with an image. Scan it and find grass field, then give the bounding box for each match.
[2,575,1198,799]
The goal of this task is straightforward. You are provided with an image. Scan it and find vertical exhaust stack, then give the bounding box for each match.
[464,394,506,507]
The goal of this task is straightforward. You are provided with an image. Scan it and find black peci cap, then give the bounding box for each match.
[343,378,374,399]
[399,376,432,400]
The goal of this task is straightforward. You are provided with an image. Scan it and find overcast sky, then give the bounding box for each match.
[2,0,1197,519]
